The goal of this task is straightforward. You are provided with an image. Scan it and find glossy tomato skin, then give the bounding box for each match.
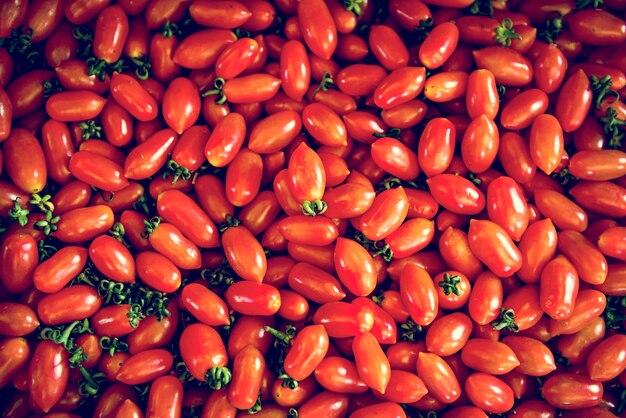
[33,246,88,293]
[180,323,228,382]
[29,340,69,413]
[124,128,177,179]
[540,255,579,320]
[162,77,201,135]
[549,289,606,336]
[3,128,48,193]
[400,263,438,326]
[224,281,281,316]
[427,174,485,215]
[473,46,533,86]
[127,301,178,354]
[53,205,115,244]
[0,337,30,389]
[554,70,592,133]
[110,72,158,122]
[115,349,173,385]
[359,187,409,241]
[37,285,103,325]
[0,233,38,294]
[0,302,40,337]
[542,373,604,410]
[352,331,391,394]
[465,373,514,414]
[416,352,462,404]
[145,375,183,418]
[468,219,522,277]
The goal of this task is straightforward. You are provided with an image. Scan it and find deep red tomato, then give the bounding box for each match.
[473,46,533,86]
[181,283,230,327]
[161,77,201,135]
[3,128,48,193]
[465,373,514,414]
[29,340,69,413]
[110,72,158,122]
[501,335,556,377]
[0,337,30,389]
[124,128,177,179]
[352,331,391,394]
[542,373,604,410]
[466,69,499,120]
[468,219,522,278]
[399,263,438,326]
[0,233,38,294]
[37,285,102,325]
[127,301,178,354]
[558,230,608,285]
[540,254,579,320]
[460,338,520,375]
[115,349,173,385]
[53,205,115,244]
[93,5,129,63]
[224,281,281,316]
[549,289,607,336]
[0,302,40,337]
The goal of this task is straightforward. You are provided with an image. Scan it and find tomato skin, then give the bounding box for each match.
[359,187,409,241]
[221,225,267,282]
[352,332,391,394]
[32,246,88,294]
[417,118,455,177]
[157,189,219,249]
[465,373,514,414]
[542,373,603,410]
[160,77,201,135]
[517,219,558,284]
[287,262,345,304]
[500,88,549,131]
[473,46,533,86]
[93,5,129,63]
[302,103,347,147]
[28,340,69,413]
[224,281,281,316]
[461,338,520,375]
[468,219,522,278]
[204,112,246,167]
[115,349,173,385]
[399,263,438,326]
[125,128,178,179]
[549,289,607,336]
[554,70,592,133]
[92,304,139,338]
[110,72,158,122]
[540,254,579,320]
[427,174,485,215]
[126,301,178,354]
[37,285,103,326]
[278,40,310,102]
[181,283,230,326]
[534,43,567,95]
[0,302,40,337]
[424,71,468,103]
[189,0,251,28]
[568,150,626,181]
[370,137,420,181]
[0,87,12,142]
[461,114,499,174]
[69,150,129,192]
[3,128,48,193]
[296,0,336,60]
[558,231,608,285]
[225,148,263,207]
[0,337,29,389]
[416,352,461,404]
[486,176,528,242]
[53,205,115,244]
[465,69,499,120]
[0,233,38,294]
[568,9,626,46]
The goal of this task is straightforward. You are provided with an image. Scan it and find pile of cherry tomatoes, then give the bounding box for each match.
[1,0,626,416]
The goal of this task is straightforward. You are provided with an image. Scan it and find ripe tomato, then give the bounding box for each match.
[93,5,129,63]
[540,254,579,320]
[115,349,173,385]
[3,128,48,193]
[0,302,40,337]
[0,233,38,294]
[460,338,520,375]
[468,219,522,277]
[466,69,499,120]
[427,174,485,215]
[229,345,266,410]
[124,128,177,179]
[162,77,201,135]
[0,337,29,389]
[542,373,604,410]
[297,0,336,60]
[29,340,69,413]
[224,281,281,316]
[352,331,391,394]
[416,352,461,404]
[464,373,514,414]
[359,187,409,241]
[400,263,438,326]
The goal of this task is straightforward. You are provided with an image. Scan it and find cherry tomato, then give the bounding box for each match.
[29,340,69,413]
[464,373,514,414]
[115,349,173,385]
[0,302,40,337]
[542,373,604,409]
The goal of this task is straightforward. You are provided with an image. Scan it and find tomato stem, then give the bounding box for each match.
[468,0,494,17]
[600,107,626,149]
[400,319,422,342]
[40,319,93,350]
[42,78,63,98]
[537,13,563,44]
[288,408,299,418]
[205,366,232,389]
[415,18,434,41]
[264,325,297,347]
[34,210,61,236]
[342,0,365,16]
[301,200,328,216]
[219,215,241,232]
[438,273,462,296]
[495,19,521,47]
[575,0,603,9]
[278,373,299,389]
[8,197,30,227]
[38,240,58,262]
[202,77,227,104]
[79,119,103,140]
[590,75,620,110]
[142,216,162,236]
[163,160,192,184]
[247,391,263,414]
[201,266,235,290]
[127,303,146,328]
[371,242,394,262]
[491,308,519,332]
[99,336,129,357]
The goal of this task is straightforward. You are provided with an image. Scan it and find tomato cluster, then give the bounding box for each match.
[1,0,626,417]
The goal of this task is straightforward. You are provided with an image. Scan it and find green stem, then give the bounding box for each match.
[301,200,328,216]
[491,308,519,332]
[438,273,462,296]
[205,366,232,389]
[495,18,521,47]
[264,325,297,348]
